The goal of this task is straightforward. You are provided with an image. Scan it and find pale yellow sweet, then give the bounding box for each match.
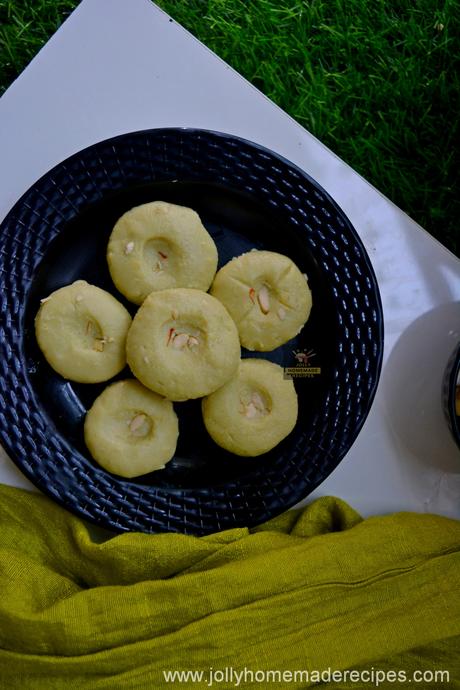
[126,288,240,401]
[202,358,298,456]
[84,379,178,478]
[107,201,218,305]
[210,250,312,351]
[35,280,131,383]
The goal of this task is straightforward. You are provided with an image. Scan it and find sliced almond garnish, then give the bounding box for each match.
[171,310,178,320]
[249,287,256,304]
[167,329,199,350]
[166,328,176,346]
[172,332,189,350]
[277,307,286,321]
[257,285,270,314]
[124,241,135,255]
[40,296,51,304]
[187,335,200,350]
[154,251,168,273]
[129,414,148,435]
[240,392,268,418]
[251,391,265,412]
[143,355,150,364]
[244,402,258,419]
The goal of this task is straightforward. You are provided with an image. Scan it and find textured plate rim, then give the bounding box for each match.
[0,127,384,534]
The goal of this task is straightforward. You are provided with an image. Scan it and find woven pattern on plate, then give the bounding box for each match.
[0,129,383,534]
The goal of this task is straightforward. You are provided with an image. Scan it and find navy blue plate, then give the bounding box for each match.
[443,343,460,450]
[0,129,383,534]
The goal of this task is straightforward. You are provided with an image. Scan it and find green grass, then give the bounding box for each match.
[1,0,459,255]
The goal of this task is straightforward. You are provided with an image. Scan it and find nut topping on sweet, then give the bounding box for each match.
[128,413,150,437]
[240,391,268,418]
[257,285,270,314]
[166,328,200,351]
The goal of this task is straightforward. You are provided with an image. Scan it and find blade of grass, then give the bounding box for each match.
[0,0,458,254]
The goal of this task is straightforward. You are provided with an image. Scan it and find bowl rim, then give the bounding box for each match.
[446,342,460,447]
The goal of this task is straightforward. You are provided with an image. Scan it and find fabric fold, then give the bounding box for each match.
[0,484,458,688]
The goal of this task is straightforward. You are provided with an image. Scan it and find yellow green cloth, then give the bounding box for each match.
[0,484,459,689]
